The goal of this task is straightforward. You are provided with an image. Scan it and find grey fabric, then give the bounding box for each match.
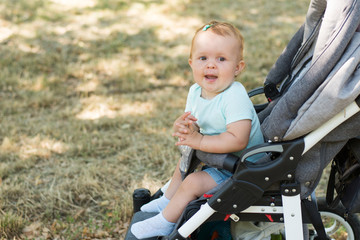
[261,0,360,142]
[303,0,326,43]
[299,112,360,196]
[285,33,360,140]
[196,151,230,169]
[258,0,324,124]
[298,141,347,197]
[257,0,360,197]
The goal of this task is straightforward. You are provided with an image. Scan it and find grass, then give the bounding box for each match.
[0,0,310,238]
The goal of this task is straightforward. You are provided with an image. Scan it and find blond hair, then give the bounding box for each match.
[189,21,245,61]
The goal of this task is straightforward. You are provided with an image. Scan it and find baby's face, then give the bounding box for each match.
[189,30,245,99]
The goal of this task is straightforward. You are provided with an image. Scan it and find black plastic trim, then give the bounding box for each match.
[223,154,239,173]
[208,138,305,214]
[355,95,360,107]
[264,83,280,101]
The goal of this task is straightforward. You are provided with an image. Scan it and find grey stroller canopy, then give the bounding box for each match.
[258,0,360,197]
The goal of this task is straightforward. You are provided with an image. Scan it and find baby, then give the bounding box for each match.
[131,20,264,239]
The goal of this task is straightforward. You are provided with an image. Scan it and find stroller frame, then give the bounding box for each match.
[166,98,360,240]
[124,97,360,240]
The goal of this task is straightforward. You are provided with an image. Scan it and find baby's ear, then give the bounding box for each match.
[235,60,246,76]
[188,58,193,67]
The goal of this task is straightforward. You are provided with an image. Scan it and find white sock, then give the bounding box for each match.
[131,212,175,239]
[140,195,170,213]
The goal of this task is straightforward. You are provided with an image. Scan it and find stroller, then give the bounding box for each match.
[125,0,360,239]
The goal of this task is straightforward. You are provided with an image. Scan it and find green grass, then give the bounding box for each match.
[0,0,309,238]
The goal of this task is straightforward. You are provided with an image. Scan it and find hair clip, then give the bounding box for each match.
[202,24,213,31]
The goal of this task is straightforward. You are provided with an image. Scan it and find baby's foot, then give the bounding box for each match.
[131,212,175,239]
[140,195,170,213]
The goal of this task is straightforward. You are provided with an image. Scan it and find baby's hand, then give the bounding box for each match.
[174,121,198,135]
[173,125,203,150]
[173,112,198,139]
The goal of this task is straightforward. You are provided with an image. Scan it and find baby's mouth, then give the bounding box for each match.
[205,74,218,80]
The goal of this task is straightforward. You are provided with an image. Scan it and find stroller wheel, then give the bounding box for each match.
[308,197,360,240]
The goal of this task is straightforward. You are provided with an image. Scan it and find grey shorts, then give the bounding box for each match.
[203,167,232,185]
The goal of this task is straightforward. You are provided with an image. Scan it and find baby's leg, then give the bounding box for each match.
[162,170,217,222]
[164,157,183,199]
[141,158,183,213]
[132,171,217,238]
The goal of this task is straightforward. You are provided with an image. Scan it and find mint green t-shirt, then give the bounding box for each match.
[185,82,264,162]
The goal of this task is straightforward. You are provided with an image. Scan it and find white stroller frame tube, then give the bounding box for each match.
[177,203,215,238]
[282,194,304,240]
[174,100,360,240]
[303,101,360,154]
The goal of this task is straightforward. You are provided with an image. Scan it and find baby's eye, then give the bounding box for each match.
[218,57,226,61]
[199,56,207,61]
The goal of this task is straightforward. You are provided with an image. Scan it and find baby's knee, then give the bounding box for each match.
[182,173,199,186]
[181,173,204,193]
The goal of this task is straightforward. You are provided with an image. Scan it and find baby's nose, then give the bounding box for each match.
[206,61,216,69]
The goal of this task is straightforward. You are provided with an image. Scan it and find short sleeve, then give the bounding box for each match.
[185,84,199,112]
[222,83,254,125]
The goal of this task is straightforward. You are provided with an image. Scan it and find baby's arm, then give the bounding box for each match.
[174,120,251,153]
